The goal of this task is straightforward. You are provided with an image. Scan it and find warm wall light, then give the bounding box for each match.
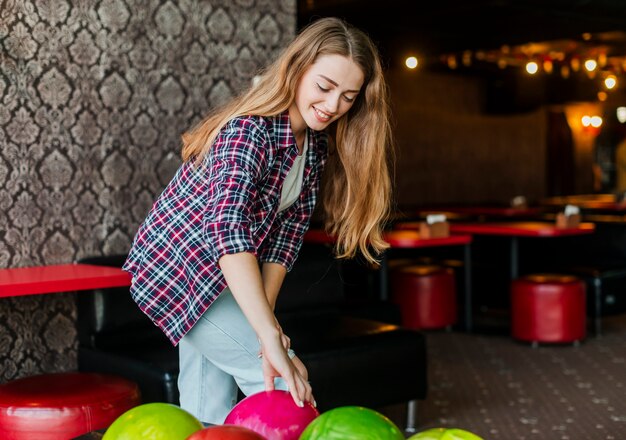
[598,91,608,101]
[584,59,597,71]
[462,51,472,66]
[582,115,603,127]
[604,75,617,89]
[617,107,626,123]
[526,61,538,74]
[581,114,603,135]
[543,59,553,74]
[590,116,603,127]
[405,56,418,69]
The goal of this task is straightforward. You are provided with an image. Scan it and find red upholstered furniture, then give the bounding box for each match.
[0,372,140,440]
[391,265,457,329]
[511,274,586,344]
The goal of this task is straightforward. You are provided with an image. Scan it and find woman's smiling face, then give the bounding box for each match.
[289,54,364,134]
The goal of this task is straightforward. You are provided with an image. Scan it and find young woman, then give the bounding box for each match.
[123,17,392,424]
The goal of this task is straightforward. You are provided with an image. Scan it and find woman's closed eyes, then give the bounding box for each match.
[316,83,356,102]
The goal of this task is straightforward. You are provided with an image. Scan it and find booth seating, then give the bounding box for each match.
[76,255,179,404]
[390,265,457,330]
[77,246,427,431]
[511,274,586,345]
[0,372,140,440]
[557,264,626,336]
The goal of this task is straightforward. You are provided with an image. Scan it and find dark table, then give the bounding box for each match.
[448,221,595,280]
[304,229,475,331]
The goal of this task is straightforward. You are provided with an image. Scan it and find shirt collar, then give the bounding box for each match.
[273,111,325,153]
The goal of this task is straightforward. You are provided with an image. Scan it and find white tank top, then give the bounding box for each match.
[278,132,308,212]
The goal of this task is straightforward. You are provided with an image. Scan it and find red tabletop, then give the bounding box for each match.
[576,201,626,212]
[304,229,472,248]
[0,264,132,298]
[416,206,543,218]
[303,229,336,245]
[448,221,595,237]
[383,230,472,248]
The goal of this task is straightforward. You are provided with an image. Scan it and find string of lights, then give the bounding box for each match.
[403,31,626,99]
[402,31,626,132]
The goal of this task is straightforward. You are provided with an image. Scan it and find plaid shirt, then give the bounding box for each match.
[123,112,328,345]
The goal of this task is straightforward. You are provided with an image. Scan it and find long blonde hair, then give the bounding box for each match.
[181,17,392,264]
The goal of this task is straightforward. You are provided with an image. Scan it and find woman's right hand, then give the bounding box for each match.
[259,333,314,408]
[291,354,309,382]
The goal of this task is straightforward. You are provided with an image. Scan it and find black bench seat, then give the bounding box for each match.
[76,250,427,431]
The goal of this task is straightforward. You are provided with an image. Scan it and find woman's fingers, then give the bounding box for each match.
[281,333,291,350]
[291,355,308,381]
[262,355,277,391]
[292,372,314,408]
[275,320,290,350]
[259,336,314,407]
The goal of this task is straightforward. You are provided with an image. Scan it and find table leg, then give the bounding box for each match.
[510,236,519,280]
[380,252,389,301]
[463,243,473,332]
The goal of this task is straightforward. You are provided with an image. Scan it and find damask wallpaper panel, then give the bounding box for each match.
[0,0,295,381]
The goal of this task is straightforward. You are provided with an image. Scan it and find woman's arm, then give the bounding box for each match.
[262,262,287,310]
[219,252,313,406]
[262,262,309,381]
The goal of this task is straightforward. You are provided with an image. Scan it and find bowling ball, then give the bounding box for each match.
[408,427,484,440]
[187,425,265,439]
[224,390,319,440]
[299,406,404,440]
[102,402,203,440]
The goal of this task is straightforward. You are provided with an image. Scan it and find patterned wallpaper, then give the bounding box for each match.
[0,0,295,381]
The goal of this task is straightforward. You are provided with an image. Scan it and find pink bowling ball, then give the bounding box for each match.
[224,390,319,440]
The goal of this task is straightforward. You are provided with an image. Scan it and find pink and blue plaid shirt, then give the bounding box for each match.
[123,112,328,345]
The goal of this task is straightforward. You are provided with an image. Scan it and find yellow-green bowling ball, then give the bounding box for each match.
[103,402,203,440]
[408,427,484,440]
[299,406,404,440]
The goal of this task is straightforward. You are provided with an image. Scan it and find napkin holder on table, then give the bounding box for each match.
[510,195,528,209]
[419,214,450,238]
[556,204,581,228]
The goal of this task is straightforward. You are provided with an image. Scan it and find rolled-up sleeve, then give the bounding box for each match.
[202,118,269,262]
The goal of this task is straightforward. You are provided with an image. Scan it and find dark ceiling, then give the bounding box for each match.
[298,0,626,62]
[298,0,626,109]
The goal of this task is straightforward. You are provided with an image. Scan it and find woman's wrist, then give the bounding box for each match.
[257,326,281,345]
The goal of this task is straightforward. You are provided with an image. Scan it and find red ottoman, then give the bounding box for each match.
[0,372,141,440]
[511,274,586,344]
[391,265,457,329]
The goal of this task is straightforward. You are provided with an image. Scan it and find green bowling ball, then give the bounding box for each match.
[299,406,404,440]
[408,427,484,440]
[102,402,203,440]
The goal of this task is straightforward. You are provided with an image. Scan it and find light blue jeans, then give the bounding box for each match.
[178,289,288,424]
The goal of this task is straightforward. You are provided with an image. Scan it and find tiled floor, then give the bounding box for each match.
[380,314,626,439]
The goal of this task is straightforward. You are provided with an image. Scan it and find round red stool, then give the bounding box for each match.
[511,274,586,344]
[390,265,457,329]
[0,372,141,440]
